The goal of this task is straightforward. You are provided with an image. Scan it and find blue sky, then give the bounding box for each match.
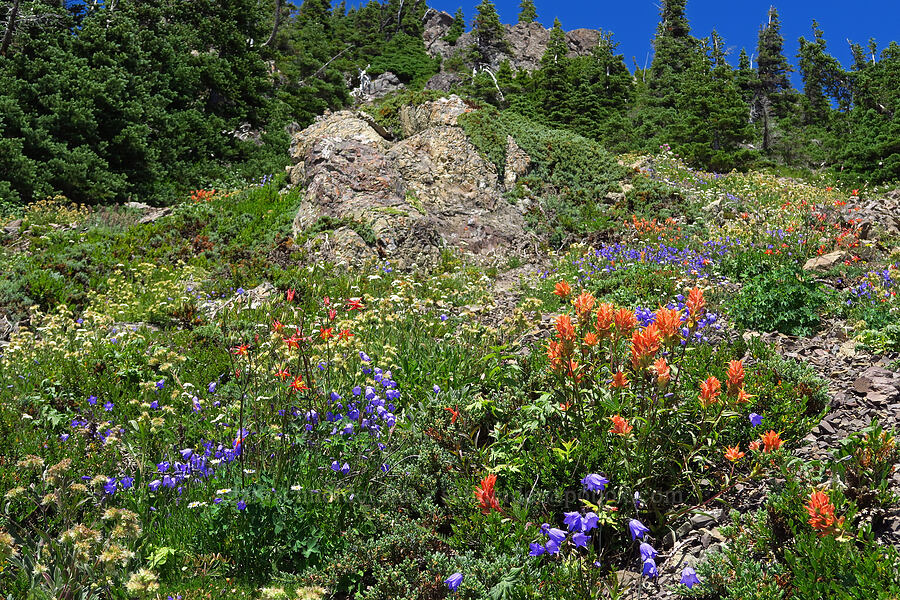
[423,0,898,83]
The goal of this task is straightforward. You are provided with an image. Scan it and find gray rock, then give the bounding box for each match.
[689,513,718,529]
[803,250,844,272]
[503,135,531,188]
[288,99,532,267]
[425,71,463,92]
[2,218,22,235]
[398,95,472,137]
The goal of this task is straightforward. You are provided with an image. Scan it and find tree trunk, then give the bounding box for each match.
[1,0,21,57]
[262,0,283,48]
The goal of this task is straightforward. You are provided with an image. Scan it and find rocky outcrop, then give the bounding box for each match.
[422,9,455,52]
[504,135,531,188]
[287,96,533,267]
[425,71,464,92]
[398,95,473,137]
[423,15,603,73]
[352,71,405,103]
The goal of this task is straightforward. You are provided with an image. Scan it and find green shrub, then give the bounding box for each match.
[730,268,828,335]
[368,33,441,87]
[459,106,627,244]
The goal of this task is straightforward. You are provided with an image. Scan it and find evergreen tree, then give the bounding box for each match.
[648,0,696,96]
[566,31,633,149]
[674,35,752,168]
[797,20,849,122]
[518,0,537,24]
[471,0,507,65]
[535,18,571,124]
[755,6,791,116]
[837,41,900,182]
[735,48,757,103]
[443,8,465,44]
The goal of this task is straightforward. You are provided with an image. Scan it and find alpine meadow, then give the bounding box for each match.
[1,0,900,599]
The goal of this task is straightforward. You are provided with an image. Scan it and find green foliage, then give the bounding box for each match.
[459,106,626,244]
[368,32,440,86]
[832,419,899,510]
[517,0,537,24]
[745,341,830,442]
[785,533,900,598]
[730,268,828,335]
[444,8,466,44]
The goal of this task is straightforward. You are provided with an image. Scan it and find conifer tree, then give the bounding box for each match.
[443,7,465,44]
[518,0,537,24]
[797,20,849,122]
[755,6,791,116]
[536,17,570,124]
[648,0,696,96]
[471,0,507,64]
[735,48,757,103]
[566,31,633,149]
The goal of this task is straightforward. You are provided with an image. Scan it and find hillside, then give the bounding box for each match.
[2,0,900,208]
[2,1,900,599]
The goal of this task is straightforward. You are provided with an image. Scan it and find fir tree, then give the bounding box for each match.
[797,20,848,122]
[518,0,537,24]
[735,48,757,104]
[649,0,696,94]
[443,7,465,44]
[536,18,570,124]
[755,6,791,116]
[471,0,507,65]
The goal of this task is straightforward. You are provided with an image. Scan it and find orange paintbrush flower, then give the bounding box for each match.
[595,303,615,338]
[609,414,633,436]
[654,357,671,386]
[555,314,576,342]
[475,474,500,514]
[686,287,706,322]
[554,280,572,299]
[630,323,661,369]
[654,307,683,343]
[573,291,596,318]
[610,370,629,389]
[546,340,564,369]
[698,376,721,407]
[583,332,599,347]
[724,445,745,462]
[806,489,844,534]
[736,388,753,404]
[614,308,637,336]
[761,430,783,453]
[726,360,745,394]
[748,440,762,452]
[444,406,460,424]
[564,359,582,383]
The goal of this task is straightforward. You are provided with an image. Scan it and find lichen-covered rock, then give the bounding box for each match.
[288,110,390,184]
[398,95,473,137]
[803,250,844,272]
[503,135,531,188]
[288,98,531,267]
[426,20,603,73]
[425,71,464,92]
